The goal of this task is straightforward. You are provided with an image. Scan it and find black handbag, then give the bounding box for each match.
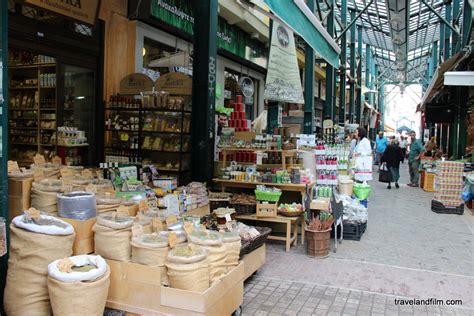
[378,163,392,183]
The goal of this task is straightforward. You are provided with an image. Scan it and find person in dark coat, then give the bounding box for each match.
[381,139,404,189]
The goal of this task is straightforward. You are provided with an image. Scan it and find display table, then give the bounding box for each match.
[235,214,304,252]
[213,179,315,204]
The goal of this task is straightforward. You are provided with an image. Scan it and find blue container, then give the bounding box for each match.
[360,199,368,208]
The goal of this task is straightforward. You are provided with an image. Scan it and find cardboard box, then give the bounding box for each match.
[60,217,96,255]
[105,259,244,316]
[310,198,331,211]
[242,244,266,280]
[8,195,30,222]
[8,177,33,197]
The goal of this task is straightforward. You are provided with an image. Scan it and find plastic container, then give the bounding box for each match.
[254,190,282,202]
[338,177,354,196]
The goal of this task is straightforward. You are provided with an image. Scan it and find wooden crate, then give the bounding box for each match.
[105,260,244,316]
[60,217,96,255]
[256,202,278,218]
[242,244,266,280]
[8,196,30,222]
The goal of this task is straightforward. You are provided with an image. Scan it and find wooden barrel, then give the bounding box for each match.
[305,228,331,258]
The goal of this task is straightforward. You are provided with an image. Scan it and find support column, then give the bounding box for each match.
[379,83,385,131]
[349,10,356,123]
[191,0,218,182]
[452,0,460,54]
[324,0,336,120]
[445,2,452,59]
[440,22,445,63]
[365,44,371,136]
[355,25,363,124]
[429,41,438,79]
[304,1,315,133]
[338,0,348,125]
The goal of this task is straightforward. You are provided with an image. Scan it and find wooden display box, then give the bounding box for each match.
[9,177,33,197]
[310,198,331,212]
[256,202,278,218]
[106,259,244,316]
[60,217,96,255]
[242,244,266,280]
[8,196,30,222]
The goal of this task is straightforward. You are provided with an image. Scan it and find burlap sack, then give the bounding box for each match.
[131,235,168,266]
[222,234,241,267]
[31,188,59,215]
[166,244,209,292]
[200,243,228,283]
[4,224,75,316]
[93,223,131,261]
[47,267,110,316]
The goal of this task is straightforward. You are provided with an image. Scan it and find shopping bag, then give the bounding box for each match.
[378,164,392,183]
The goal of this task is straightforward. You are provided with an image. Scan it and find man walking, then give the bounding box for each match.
[407,131,425,187]
[399,136,408,163]
[375,131,388,166]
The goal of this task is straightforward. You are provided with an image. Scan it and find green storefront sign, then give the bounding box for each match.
[151,0,267,68]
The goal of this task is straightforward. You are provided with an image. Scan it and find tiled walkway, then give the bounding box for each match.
[241,164,474,315]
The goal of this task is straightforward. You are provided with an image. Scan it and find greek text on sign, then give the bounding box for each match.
[24,0,100,25]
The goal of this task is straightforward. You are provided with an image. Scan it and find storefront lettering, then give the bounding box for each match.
[25,0,98,24]
[208,56,216,98]
[156,0,194,23]
[217,31,232,44]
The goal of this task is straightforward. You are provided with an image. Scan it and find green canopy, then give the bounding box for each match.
[264,0,340,68]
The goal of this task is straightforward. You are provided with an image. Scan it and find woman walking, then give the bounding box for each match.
[352,127,373,182]
[381,139,404,189]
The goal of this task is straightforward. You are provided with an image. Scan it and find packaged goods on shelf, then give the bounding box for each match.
[47,255,110,316]
[93,215,133,262]
[5,214,74,316]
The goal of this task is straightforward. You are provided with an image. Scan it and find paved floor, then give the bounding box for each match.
[242,163,474,315]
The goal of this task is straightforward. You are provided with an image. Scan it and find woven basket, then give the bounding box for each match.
[230,202,256,215]
[247,227,272,252]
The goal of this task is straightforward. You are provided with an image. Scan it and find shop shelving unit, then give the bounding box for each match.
[8,52,58,165]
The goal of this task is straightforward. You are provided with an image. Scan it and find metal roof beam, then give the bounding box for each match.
[419,0,461,37]
[336,0,375,41]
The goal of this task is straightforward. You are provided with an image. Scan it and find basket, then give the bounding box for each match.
[278,210,304,217]
[239,240,251,259]
[431,200,464,215]
[254,190,282,202]
[422,172,436,192]
[230,202,256,215]
[247,227,272,252]
[305,228,331,258]
[353,184,371,200]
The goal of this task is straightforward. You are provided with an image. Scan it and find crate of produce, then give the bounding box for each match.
[342,222,367,241]
[229,193,256,215]
[254,190,282,202]
[423,172,436,192]
[431,200,464,215]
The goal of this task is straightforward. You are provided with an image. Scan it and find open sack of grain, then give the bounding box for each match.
[187,230,227,284]
[31,162,62,179]
[31,179,63,216]
[165,244,210,292]
[131,233,170,286]
[4,212,75,316]
[47,255,110,316]
[93,214,133,261]
[221,231,241,268]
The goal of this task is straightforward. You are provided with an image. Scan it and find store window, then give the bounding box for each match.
[224,68,259,120]
[142,37,192,81]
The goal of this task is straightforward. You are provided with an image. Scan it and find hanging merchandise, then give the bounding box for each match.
[47,255,110,316]
[165,244,210,292]
[4,214,75,316]
[93,215,133,261]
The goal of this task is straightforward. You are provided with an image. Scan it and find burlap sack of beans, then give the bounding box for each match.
[166,244,209,292]
[31,188,59,215]
[131,235,168,266]
[222,233,241,268]
[31,163,61,179]
[188,230,227,283]
[47,267,110,316]
[4,223,74,316]
[93,223,132,261]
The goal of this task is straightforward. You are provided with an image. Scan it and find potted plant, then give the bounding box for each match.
[305,212,334,258]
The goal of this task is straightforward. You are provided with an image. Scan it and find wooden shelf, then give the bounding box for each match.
[105,108,140,111]
[141,149,189,154]
[217,161,303,168]
[105,129,139,132]
[40,86,56,89]
[9,63,56,69]
[142,109,192,113]
[39,108,56,110]
[10,142,37,146]
[40,144,56,146]
[9,117,37,120]
[219,148,296,153]
[9,108,38,111]
[10,127,37,130]
[213,178,315,192]
[58,143,89,148]
[9,86,38,90]
[141,130,190,135]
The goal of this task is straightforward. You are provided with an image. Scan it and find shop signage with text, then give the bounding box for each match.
[24,0,100,25]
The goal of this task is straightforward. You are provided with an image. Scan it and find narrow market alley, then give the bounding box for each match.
[242,163,474,316]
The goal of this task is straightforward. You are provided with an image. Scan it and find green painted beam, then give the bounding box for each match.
[452,0,460,54]
[365,44,371,102]
[191,0,218,182]
[355,25,363,124]
[338,0,347,125]
[440,21,445,62]
[349,9,356,124]
[445,2,452,59]
[324,0,336,120]
[462,0,473,47]
[304,0,315,134]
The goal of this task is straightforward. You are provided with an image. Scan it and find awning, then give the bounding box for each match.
[420,49,470,110]
[384,124,395,133]
[264,0,341,68]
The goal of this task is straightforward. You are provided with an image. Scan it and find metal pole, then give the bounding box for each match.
[304,0,315,134]
[191,0,218,182]
[324,0,336,120]
[452,0,460,54]
[420,0,461,37]
[444,2,452,59]
[355,25,363,124]
[338,0,347,125]
[349,9,356,123]
[336,0,375,41]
